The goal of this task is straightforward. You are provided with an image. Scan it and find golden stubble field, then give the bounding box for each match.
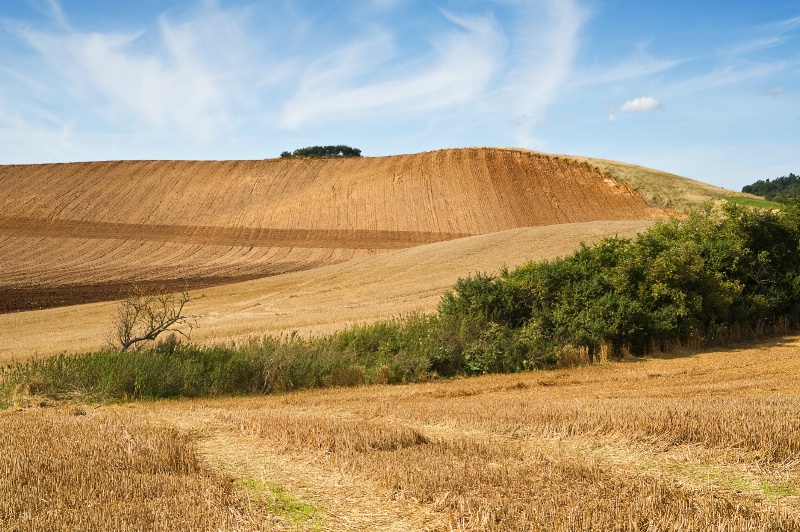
[4,338,800,530]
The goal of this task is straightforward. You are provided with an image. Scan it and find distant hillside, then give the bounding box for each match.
[0,148,660,233]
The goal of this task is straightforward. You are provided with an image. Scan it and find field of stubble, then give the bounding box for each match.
[4,337,800,531]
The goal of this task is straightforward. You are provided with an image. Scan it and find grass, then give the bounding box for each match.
[241,479,322,527]
[726,195,784,210]
[0,316,440,403]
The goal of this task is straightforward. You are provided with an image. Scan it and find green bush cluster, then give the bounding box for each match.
[441,200,800,361]
[4,201,799,403]
[2,317,439,402]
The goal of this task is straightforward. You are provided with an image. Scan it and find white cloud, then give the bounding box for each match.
[620,96,662,113]
[11,2,284,140]
[280,11,506,129]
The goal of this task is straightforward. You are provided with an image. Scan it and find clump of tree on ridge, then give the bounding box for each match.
[280,145,362,158]
[742,173,799,203]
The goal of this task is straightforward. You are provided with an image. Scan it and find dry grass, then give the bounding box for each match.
[0,220,654,363]
[0,407,278,531]
[2,336,787,530]
[9,348,800,531]
[561,153,760,213]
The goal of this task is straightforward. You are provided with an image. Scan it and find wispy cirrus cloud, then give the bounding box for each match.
[280,11,506,129]
[761,85,787,97]
[6,2,285,140]
[1,0,592,158]
[280,0,589,150]
[501,0,586,146]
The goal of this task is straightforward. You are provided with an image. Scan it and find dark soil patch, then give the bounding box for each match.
[0,275,266,314]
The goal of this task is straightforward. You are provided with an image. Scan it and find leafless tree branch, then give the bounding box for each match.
[113,287,198,352]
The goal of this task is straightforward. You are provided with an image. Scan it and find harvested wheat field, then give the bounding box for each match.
[4,337,800,530]
[0,220,654,363]
[0,148,663,313]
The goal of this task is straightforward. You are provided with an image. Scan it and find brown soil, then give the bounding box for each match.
[0,149,658,233]
[0,276,265,314]
[0,217,468,249]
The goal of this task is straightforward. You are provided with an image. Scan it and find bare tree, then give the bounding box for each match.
[113,287,198,352]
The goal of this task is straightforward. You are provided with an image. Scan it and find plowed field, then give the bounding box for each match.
[0,149,654,232]
[0,148,662,315]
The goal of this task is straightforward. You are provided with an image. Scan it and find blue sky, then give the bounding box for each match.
[0,0,798,190]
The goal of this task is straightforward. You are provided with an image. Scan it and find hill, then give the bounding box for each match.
[0,148,663,313]
[561,153,766,212]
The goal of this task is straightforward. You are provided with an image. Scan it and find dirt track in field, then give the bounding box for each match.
[0,148,664,316]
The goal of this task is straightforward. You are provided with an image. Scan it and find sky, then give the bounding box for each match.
[0,0,798,190]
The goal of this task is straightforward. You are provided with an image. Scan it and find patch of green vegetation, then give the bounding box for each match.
[725,196,784,210]
[728,478,799,498]
[636,460,798,500]
[742,173,799,203]
[241,479,322,527]
[0,315,443,402]
[760,482,798,497]
[280,145,361,158]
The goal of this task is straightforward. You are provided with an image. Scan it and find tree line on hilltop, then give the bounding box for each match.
[742,173,799,203]
[280,145,362,158]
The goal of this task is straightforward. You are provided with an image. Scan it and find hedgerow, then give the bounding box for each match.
[442,200,800,362]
